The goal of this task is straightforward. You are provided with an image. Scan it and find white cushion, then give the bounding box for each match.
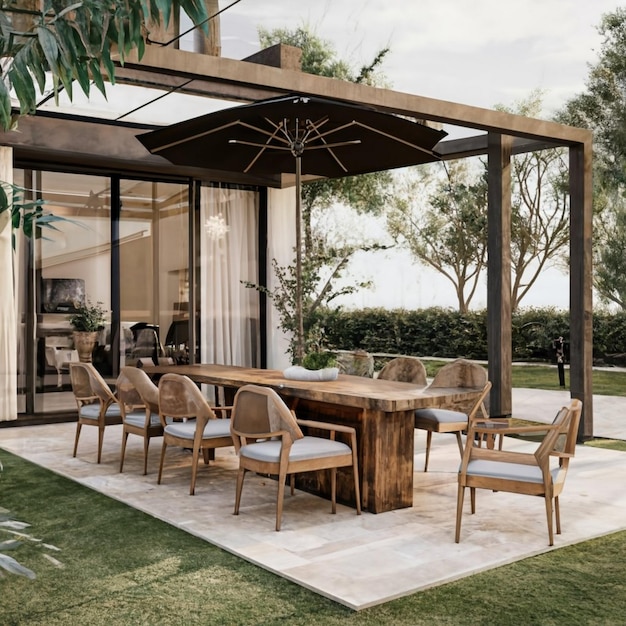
[466,459,559,484]
[164,418,231,440]
[415,408,467,425]
[79,403,122,420]
[240,436,351,463]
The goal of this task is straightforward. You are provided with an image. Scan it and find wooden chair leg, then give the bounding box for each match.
[470,487,476,514]
[119,430,129,473]
[73,423,82,457]
[157,441,167,485]
[97,426,105,464]
[544,495,554,546]
[455,431,464,457]
[190,442,201,495]
[234,467,246,515]
[142,436,150,475]
[424,430,433,472]
[330,467,337,514]
[290,474,295,496]
[352,452,362,515]
[555,496,561,535]
[276,467,288,531]
[455,484,465,542]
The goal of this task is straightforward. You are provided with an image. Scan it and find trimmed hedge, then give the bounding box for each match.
[317,307,626,365]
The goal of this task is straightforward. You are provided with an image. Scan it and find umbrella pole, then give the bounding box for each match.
[295,155,304,363]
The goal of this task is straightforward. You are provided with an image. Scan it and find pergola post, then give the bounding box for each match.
[569,141,594,439]
[487,133,513,417]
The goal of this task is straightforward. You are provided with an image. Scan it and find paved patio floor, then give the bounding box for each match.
[1,388,625,610]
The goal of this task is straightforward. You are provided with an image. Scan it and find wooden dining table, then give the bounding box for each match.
[143,363,482,513]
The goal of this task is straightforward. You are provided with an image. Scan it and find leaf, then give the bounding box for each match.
[0,79,12,131]
[0,539,21,551]
[0,553,36,579]
[36,26,61,76]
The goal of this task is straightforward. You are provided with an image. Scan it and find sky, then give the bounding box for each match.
[217,1,621,310]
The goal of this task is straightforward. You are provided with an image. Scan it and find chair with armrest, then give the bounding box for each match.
[157,373,232,495]
[455,398,583,546]
[116,366,163,475]
[377,356,427,386]
[414,378,492,472]
[70,362,122,463]
[230,384,361,531]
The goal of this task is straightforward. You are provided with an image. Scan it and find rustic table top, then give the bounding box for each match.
[143,363,481,413]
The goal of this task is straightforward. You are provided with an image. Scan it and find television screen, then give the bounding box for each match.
[40,278,86,313]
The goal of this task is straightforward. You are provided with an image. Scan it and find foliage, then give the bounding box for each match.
[0,0,209,131]
[317,305,626,366]
[496,91,571,310]
[68,299,106,332]
[301,350,337,370]
[245,237,378,364]
[250,25,394,360]
[0,180,69,246]
[388,160,488,312]
[556,9,626,308]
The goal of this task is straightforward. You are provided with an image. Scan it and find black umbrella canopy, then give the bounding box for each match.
[138,94,447,179]
[139,94,447,363]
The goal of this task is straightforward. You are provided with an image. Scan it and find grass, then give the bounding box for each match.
[422,359,626,396]
[2,449,626,625]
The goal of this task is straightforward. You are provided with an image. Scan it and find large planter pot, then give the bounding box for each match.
[72,331,98,363]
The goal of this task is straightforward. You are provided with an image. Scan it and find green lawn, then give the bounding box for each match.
[2,449,626,625]
[422,359,626,396]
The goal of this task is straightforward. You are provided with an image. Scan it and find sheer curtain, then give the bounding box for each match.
[200,185,259,367]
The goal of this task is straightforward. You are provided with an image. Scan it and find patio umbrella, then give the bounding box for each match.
[138,94,447,361]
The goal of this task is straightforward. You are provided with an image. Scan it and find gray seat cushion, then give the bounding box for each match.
[164,418,231,440]
[124,411,161,428]
[79,403,122,420]
[466,459,559,484]
[415,408,467,425]
[240,436,351,463]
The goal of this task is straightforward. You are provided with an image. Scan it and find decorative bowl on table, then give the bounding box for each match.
[282,365,339,382]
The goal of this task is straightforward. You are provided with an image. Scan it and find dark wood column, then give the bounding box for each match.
[487,133,513,417]
[569,142,594,439]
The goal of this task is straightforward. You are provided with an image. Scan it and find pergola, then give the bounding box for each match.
[0,44,593,437]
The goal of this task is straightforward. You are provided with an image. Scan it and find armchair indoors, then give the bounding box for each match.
[116,366,163,475]
[157,373,232,495]
[230,384,361,531]
[70,362,122,463]
[455,399,583,546]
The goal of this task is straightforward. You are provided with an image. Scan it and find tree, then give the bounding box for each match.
[256,25,394,361]
[389,92,570,313]
[387,159,488,313]
[0,0,209,132]
[497,92,570,310]
[557,9,626,308]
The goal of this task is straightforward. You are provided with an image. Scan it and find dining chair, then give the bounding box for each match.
[70,362,122,463]
[377,356,427,386]
[116,366,163,475]
[157,373,232,495]
[455,398,583,546]
[414,379,492,472]
[230,384,361,531]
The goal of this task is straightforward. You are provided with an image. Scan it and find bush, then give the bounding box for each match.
[316,306,626,366]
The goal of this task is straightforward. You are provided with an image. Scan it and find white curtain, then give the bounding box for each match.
[265,187,296,370]
[0,147,16,420]
[200,186,259,366]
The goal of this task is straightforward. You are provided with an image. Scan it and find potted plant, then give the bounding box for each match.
[283,349,339,382]
[68,300,106,362]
